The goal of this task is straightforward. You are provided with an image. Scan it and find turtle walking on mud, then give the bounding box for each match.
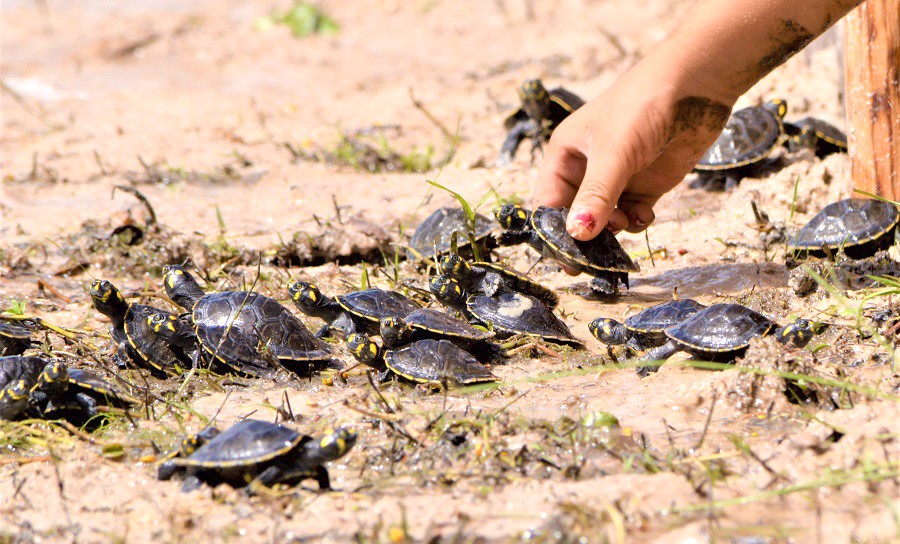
[635,303,815,376]
[158,418,356,492]
[787,198,900,260]
[691,99,788,191]
[288,281,421,338]
[162,265,332,377]
[90,279,191,376]
[590,299,707,351]
[430,275,582,347]
[346,332,497,387]
[497,79,585,166]
[407,206,495,262]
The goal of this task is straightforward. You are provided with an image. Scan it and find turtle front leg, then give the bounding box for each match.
[497,120,533,166]
[635,340,681,377]
[74,391,99,419]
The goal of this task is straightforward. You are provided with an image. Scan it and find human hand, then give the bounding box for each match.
[535,67,733,240]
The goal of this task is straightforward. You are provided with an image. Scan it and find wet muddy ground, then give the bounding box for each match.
[3,1,900,542]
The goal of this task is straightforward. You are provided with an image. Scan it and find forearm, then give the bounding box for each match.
[633,0,863,104]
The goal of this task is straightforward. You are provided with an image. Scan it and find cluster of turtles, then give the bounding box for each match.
[0,78,893,493]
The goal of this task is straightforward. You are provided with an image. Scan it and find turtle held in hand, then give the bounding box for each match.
[494,205,639,296]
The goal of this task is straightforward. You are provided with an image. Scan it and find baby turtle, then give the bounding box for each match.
[347,333,497,386]
[437,254,559,308]
[158,418,356,492]
[379,309,498,361]
[0,321,33,356]
[497,79,585,166]
[692,99,787,190]
[407,207,495,262]
[288,281,421,338]
[30,361,138,424]
[91,280,190,376]
[0,379,33,421]
[785,116,847,157]
[430,275,581,346]
[494,205,639,296]
[637,303,814,376]
[163,265,332,377]
[0,356,46,420]
[589,299,706,351]
[787,198,900,260]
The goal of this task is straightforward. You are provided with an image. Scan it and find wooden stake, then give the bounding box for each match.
[844,0,900,199]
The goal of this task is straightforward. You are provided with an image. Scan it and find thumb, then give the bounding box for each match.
[565,149,634,240]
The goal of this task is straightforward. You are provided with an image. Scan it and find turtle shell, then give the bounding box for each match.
[401,308,495,343]
[695,101,786,170]
[162,419,355,490]
[625,299,706,334]
[0,356,45,420]
[504,80,585,131]
[0,378,32,420]
[788,198,900,259]
[789,117,847,149]
[385,339,497,385]
[336,289,421,324]
[665,303,774,354]
[123,304,191,374]
[472,262,559,308]
[0,321,31,356]
[174,419,304,468]
[407,207,494,261]
[466,292,580,345]
[192,291,332,377]
[0,355,44,390]
[64,368,138,407]
[530,206,639,275]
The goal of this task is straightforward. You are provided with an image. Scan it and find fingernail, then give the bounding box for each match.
[567,210,596,239]
[634,208,655,227]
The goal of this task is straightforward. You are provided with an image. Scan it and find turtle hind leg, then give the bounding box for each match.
[589,275,620,296]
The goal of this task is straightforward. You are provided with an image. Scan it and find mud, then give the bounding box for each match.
[3,1,900,543]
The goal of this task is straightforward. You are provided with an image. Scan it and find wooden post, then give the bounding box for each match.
[844,0,900,199]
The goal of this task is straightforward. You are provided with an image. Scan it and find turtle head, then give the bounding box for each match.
[588,317,628,346]
[303,426,357,467]
[346,333,383,367]
[438,254,472,278]
[180,426,220,456]
[379,317,412,348]
[429,275,467,311]
[763,99,788,120]
[90,280,129,320]
[493,204,531,231]
[776,318,815,348]
[146,310,187,342]
[1,379,30,403]
[518,79,551,118]
[37,361,69,395]
[162,265,206,311]
[287,281,327,315]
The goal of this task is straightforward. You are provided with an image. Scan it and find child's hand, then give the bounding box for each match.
[535,69,731,240]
